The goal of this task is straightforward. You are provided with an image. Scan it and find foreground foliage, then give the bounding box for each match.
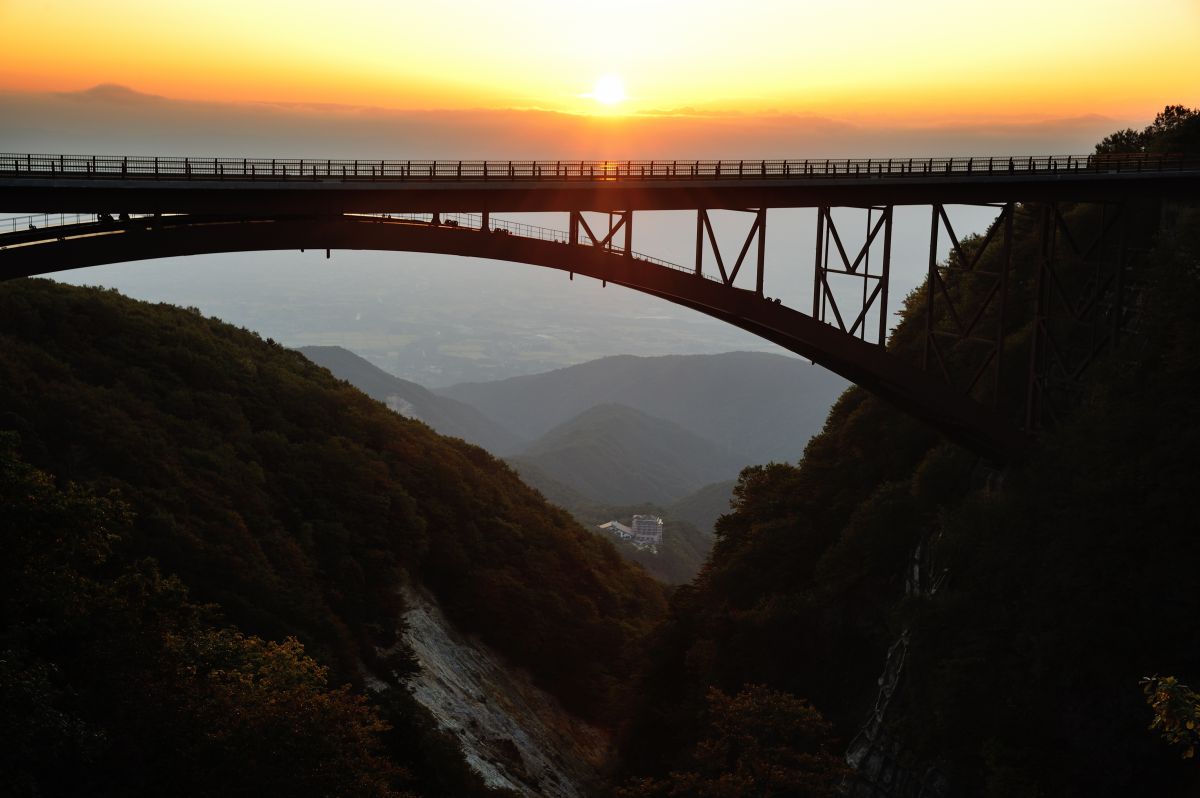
[0,278,668,794]
[1143,676,1200,760]
[617,107,1200,796]
[0,438,409,796]
[617,685,848,797]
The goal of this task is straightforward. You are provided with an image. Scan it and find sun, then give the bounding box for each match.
[591,73,626,106]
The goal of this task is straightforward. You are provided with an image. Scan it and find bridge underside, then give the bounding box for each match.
[3,171,1198,216]
[0,214,1025,460]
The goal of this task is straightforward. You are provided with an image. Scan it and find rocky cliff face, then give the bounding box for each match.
[398,584,613,797]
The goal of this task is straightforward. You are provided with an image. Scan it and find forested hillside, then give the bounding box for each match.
[664,480,735,537]
[307,349,741,584]
[299,345,525,454]
[616,107,1200,797]
[510,403,746,507]
[0,280,667,795]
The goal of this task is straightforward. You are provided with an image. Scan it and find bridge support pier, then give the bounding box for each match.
[1026,200,1129,430]
[922,202,1014,408]
[813,205,893,346]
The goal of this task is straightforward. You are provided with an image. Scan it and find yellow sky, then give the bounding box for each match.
[3,0,1197,122]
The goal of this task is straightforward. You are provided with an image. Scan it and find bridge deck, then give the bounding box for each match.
[4,151,1196,460]
[3,153,1199,213]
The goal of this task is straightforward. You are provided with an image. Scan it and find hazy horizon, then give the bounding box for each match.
[5,0,1196,119]
[2,0,1193,385]
[0,84,1161,386]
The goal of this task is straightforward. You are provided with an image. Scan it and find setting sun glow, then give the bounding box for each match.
[591,74,627,107]
[0,0,1197,124]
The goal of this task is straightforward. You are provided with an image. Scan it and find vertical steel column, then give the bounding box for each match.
[994,203,1014,408]
[861,208,873,341]
[1112,207,1127,346]
[878,207,893,347]
[755,209,766,297]
[1025,204,1054,430]
[923,205,940,371]
[695,210,705,276]
[813,207,826,320]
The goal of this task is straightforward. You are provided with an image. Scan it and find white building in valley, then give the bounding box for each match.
[598,515,664,551]
[598,520,632,540]
[631,515,664,547]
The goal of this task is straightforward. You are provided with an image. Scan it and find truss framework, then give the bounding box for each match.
[569,210,633,255]
[695,208,767,294]
[813,205,893,347]
[922,203,1014,407]
[1026,201,1128,429]
[0,194,1149,457]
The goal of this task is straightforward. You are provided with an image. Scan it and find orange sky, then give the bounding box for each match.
[3,0,1198,123]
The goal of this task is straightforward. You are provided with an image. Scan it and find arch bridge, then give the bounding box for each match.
[3,152,1198,461]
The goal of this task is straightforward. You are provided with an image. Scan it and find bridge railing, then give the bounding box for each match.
[350,212,703,279]
[1,210,706,281]
[0,212,163,234]
[2,212,98,233]
[2,153,1196,182]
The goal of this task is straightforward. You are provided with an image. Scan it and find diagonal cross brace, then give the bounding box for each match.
[923,203,1014,405]
[570,210,633,256]
[813,206,893,346]
[694,208,767,293]
[823,206,889,275]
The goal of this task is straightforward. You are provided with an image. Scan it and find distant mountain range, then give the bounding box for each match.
[298,346,524,454]
[509,402,747,507]
[667,478,738,533]
[300,347,830,584]
[302,345,842,537]
[438,352,848,464]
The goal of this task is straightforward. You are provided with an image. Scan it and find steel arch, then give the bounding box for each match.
[0,213,1026,460]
